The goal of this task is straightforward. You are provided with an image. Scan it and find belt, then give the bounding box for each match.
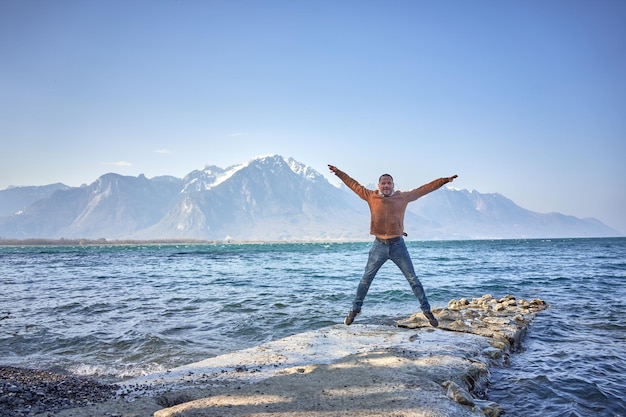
[375,236,403,245]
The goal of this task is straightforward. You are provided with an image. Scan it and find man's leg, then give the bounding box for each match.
[390,239,432,313]
[345,240,388,324]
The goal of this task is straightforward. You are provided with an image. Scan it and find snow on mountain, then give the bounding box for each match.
[180,155,320,194]
[181,165,226,192]
[284,156,326,182]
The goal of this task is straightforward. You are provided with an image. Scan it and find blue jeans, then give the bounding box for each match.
[351,237,431,313]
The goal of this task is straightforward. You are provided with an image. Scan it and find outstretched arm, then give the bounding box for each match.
[408,174,459,200]
[327,164,370,200]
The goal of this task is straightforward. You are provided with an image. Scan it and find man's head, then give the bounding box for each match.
[378,174,394,196]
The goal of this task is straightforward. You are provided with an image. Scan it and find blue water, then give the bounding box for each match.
[1,238,624,416]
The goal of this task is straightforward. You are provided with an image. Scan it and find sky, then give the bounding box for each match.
[1,0,625,233]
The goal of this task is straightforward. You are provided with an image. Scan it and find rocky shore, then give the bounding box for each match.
[2,294,547,417]
[0,366,119,417]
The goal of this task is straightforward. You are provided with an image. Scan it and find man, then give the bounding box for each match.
[328,164,458,327]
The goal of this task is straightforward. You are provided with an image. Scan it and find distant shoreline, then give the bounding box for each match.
[0,236,622,246]
[0,238,368,246]
[0,238,217,246]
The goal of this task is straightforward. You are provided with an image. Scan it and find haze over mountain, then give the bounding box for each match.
[0,155,620,241]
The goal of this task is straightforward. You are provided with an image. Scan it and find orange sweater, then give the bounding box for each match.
[334,169,450,238]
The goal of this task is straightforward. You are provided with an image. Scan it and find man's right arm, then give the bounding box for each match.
[328,164,370,200]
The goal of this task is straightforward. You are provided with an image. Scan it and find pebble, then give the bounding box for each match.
[0,366,119,417]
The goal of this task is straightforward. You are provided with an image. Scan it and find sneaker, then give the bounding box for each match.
[423,311,439,327]
[344,310,358,325]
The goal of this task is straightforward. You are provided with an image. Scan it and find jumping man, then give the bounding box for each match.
[328,164,458,326]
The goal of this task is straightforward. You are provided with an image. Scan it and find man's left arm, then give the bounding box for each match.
[409,175,458,200]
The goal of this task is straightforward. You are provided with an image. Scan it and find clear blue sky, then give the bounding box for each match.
[1,0,625,233]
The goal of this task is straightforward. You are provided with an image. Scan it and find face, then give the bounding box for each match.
[378,175,394,196]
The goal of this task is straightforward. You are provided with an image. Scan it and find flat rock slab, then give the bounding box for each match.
[146,326,493,417]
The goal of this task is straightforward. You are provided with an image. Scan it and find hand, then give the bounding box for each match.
[328,164,338,174]
[448,175,458,182]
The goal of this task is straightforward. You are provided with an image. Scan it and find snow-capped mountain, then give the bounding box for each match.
[134,155,365,240]
[0,155,621,241]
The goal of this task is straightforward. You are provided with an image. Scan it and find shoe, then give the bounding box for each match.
[344,310,358,325]
[424,311,439,327]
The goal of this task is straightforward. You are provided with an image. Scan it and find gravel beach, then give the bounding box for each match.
[0,366,119,417]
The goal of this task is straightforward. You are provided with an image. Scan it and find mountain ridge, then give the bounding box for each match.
[0,155,621,241]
